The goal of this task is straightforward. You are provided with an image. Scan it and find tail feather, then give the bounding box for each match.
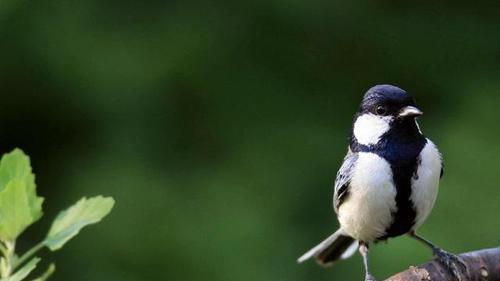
[298,229,357,266]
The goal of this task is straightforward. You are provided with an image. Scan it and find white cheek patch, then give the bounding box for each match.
[353,114,393,145]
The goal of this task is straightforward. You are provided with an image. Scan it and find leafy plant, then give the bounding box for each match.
[0,149,114,280]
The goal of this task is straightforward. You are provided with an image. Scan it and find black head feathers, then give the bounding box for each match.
[359,84,417,116]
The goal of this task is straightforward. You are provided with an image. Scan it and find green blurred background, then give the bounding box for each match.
[0,0,499,280]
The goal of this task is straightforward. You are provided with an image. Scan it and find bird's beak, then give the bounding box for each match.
[398,106,423,118]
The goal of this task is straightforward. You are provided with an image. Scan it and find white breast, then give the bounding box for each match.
[337,152,397,242]
[411,139,442,230]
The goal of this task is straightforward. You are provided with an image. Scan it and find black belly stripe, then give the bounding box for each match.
[380,159,419,239]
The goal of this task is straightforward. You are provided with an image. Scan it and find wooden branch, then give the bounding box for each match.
[386,247,500,281]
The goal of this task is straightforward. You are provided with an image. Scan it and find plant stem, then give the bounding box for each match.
[13,242,44,271]
[0,242,7,257]
[1,240,16,278]
[31,263,55,281]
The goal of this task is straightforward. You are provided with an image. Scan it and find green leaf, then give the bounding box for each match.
[0,149,32,192]
[6,257,40,281]
[44,196,114,251]
[0,149,44,241]
[0,181,33,241]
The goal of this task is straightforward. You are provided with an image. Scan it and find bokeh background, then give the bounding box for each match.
[1,1,499,280]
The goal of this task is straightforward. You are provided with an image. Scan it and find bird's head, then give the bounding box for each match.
[352,84,423,146]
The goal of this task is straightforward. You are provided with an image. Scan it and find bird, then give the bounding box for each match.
[297,85,467,281]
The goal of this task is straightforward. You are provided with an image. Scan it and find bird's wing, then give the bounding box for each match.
[333,151,359,213]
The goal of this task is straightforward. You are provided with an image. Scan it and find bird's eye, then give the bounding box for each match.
[375,105,387,115]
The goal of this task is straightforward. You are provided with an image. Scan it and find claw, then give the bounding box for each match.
[433,249,468,281]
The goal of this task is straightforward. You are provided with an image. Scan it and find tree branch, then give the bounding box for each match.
[386,247,500,281]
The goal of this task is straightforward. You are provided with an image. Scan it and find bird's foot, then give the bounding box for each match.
[364,273,377,281]
[433,248,468,281]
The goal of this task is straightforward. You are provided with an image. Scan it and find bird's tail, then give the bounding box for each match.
[297,229,358,266]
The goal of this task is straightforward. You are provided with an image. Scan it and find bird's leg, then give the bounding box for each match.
[359,242,376,281]
[409,231,468,281]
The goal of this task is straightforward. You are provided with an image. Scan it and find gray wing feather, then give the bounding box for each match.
[333,152,358,213]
